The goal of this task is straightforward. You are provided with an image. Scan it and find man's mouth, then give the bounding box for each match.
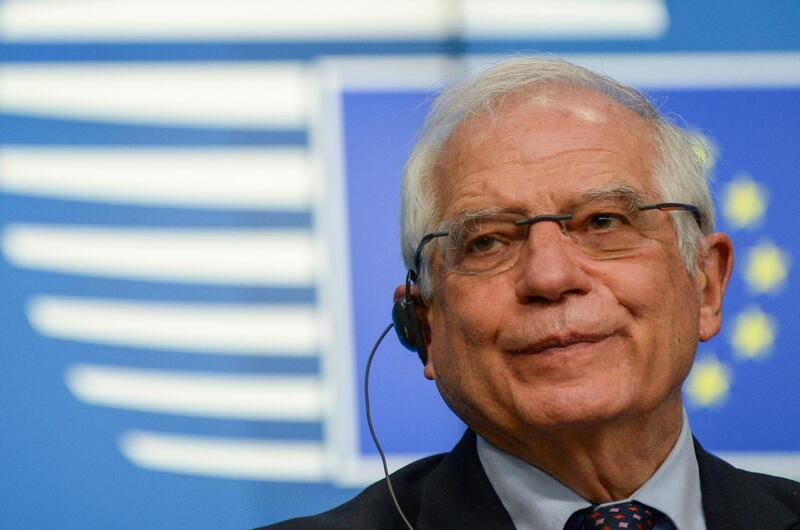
[504,333,613,355]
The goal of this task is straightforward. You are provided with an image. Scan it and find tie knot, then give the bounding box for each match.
[563,500,675,530]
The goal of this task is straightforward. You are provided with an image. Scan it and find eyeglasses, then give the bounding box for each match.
[412,200,702,276]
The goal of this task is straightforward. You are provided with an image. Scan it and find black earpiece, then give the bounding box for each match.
[371,269,430,529]
[391,270,428,364]
[392,231,447,364]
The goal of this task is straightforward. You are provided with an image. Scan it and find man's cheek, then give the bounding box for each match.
[438,287,493,346]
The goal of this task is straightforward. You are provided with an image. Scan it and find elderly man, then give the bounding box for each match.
[267,57,800,529]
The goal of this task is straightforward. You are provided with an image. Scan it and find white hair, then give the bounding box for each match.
[400,56,715,301]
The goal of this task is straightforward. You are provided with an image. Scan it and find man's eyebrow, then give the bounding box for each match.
[574,184,648,211]
[440,184,648,227]
[443,207,526,225]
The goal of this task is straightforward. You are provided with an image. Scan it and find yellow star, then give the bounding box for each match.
[729,307,775,360]
[745,242,790,294]
[722,174,767,229]
[685,355,731,408]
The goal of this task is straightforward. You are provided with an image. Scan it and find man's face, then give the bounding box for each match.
[420,87,730,447]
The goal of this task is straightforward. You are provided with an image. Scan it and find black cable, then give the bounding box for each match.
[364,322,415,530]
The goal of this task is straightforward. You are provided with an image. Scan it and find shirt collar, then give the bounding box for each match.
[476,409,705,530]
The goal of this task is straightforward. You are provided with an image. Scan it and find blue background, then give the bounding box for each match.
[1,1,799,528]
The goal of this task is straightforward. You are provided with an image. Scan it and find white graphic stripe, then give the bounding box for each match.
[0,0,450,41]
[468,52,800,88]
[119,431,325,482]
[2,225,316,286]
[0,0,669,42]
[464,0,668,39]
[566,52,800,88]
[27,296,319,356]
[66,364,323,420]
[0,147,312,210]
[0,63,311,128]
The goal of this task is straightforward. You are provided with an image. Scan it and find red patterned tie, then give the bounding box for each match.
[563,500,676,530]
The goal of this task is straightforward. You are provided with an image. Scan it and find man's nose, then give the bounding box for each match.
[513,221,592,303]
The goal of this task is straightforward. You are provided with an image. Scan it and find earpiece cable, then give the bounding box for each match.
[364,322,416,530]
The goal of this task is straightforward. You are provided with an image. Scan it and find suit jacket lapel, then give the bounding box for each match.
[413,433,799,529]
[695,438,799,530]
[416,430,515,530]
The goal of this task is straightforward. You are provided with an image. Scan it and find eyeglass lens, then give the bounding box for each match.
[437,200,698,275]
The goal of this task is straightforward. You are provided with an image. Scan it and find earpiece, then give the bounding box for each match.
[370,268,427,530]
[391,297,427,364]
[391,270,428,364]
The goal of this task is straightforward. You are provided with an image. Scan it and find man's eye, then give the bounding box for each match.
[587,213,626,231]
[466,235,501,253]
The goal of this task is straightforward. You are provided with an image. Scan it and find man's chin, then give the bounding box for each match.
[508,392,635,432]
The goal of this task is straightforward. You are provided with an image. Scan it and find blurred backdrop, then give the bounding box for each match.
[1,1,799,528]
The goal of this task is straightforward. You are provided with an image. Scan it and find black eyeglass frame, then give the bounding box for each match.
[409,202,703,276]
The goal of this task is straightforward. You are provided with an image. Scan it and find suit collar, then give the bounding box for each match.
[416,430,515,530]
[412,431,799,530]
[695,438,798,530]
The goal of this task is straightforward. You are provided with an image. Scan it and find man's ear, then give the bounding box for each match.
[392,285,406,303]
[697,233,734,342]
[392,285,435,379]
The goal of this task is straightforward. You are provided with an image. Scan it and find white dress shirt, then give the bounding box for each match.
[476,410,706,530]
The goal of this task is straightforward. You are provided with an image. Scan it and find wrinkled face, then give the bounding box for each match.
[422,87,725,444]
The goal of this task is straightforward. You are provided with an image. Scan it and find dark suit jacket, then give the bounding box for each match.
[264,430,800,529]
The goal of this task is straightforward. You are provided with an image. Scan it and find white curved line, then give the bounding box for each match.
[119,430,326,482]
[0,0,668,41]
[0,0,449,41]
[468,53,800,88]
[66,364,323,420]
[465,0,668,39]
[0,148,312,210]
[2,225,316,286]
[0,62,311,128]
[573,52,800,88]
[28,296,319,356]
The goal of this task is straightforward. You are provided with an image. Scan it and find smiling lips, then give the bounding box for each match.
[505,333,614,355]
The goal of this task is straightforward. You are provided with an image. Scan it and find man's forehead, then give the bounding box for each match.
[433,85,657,217]
[446,182,651,220]
[440,84,653,158]
[501,86,617,124]
[448,84,640,140]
